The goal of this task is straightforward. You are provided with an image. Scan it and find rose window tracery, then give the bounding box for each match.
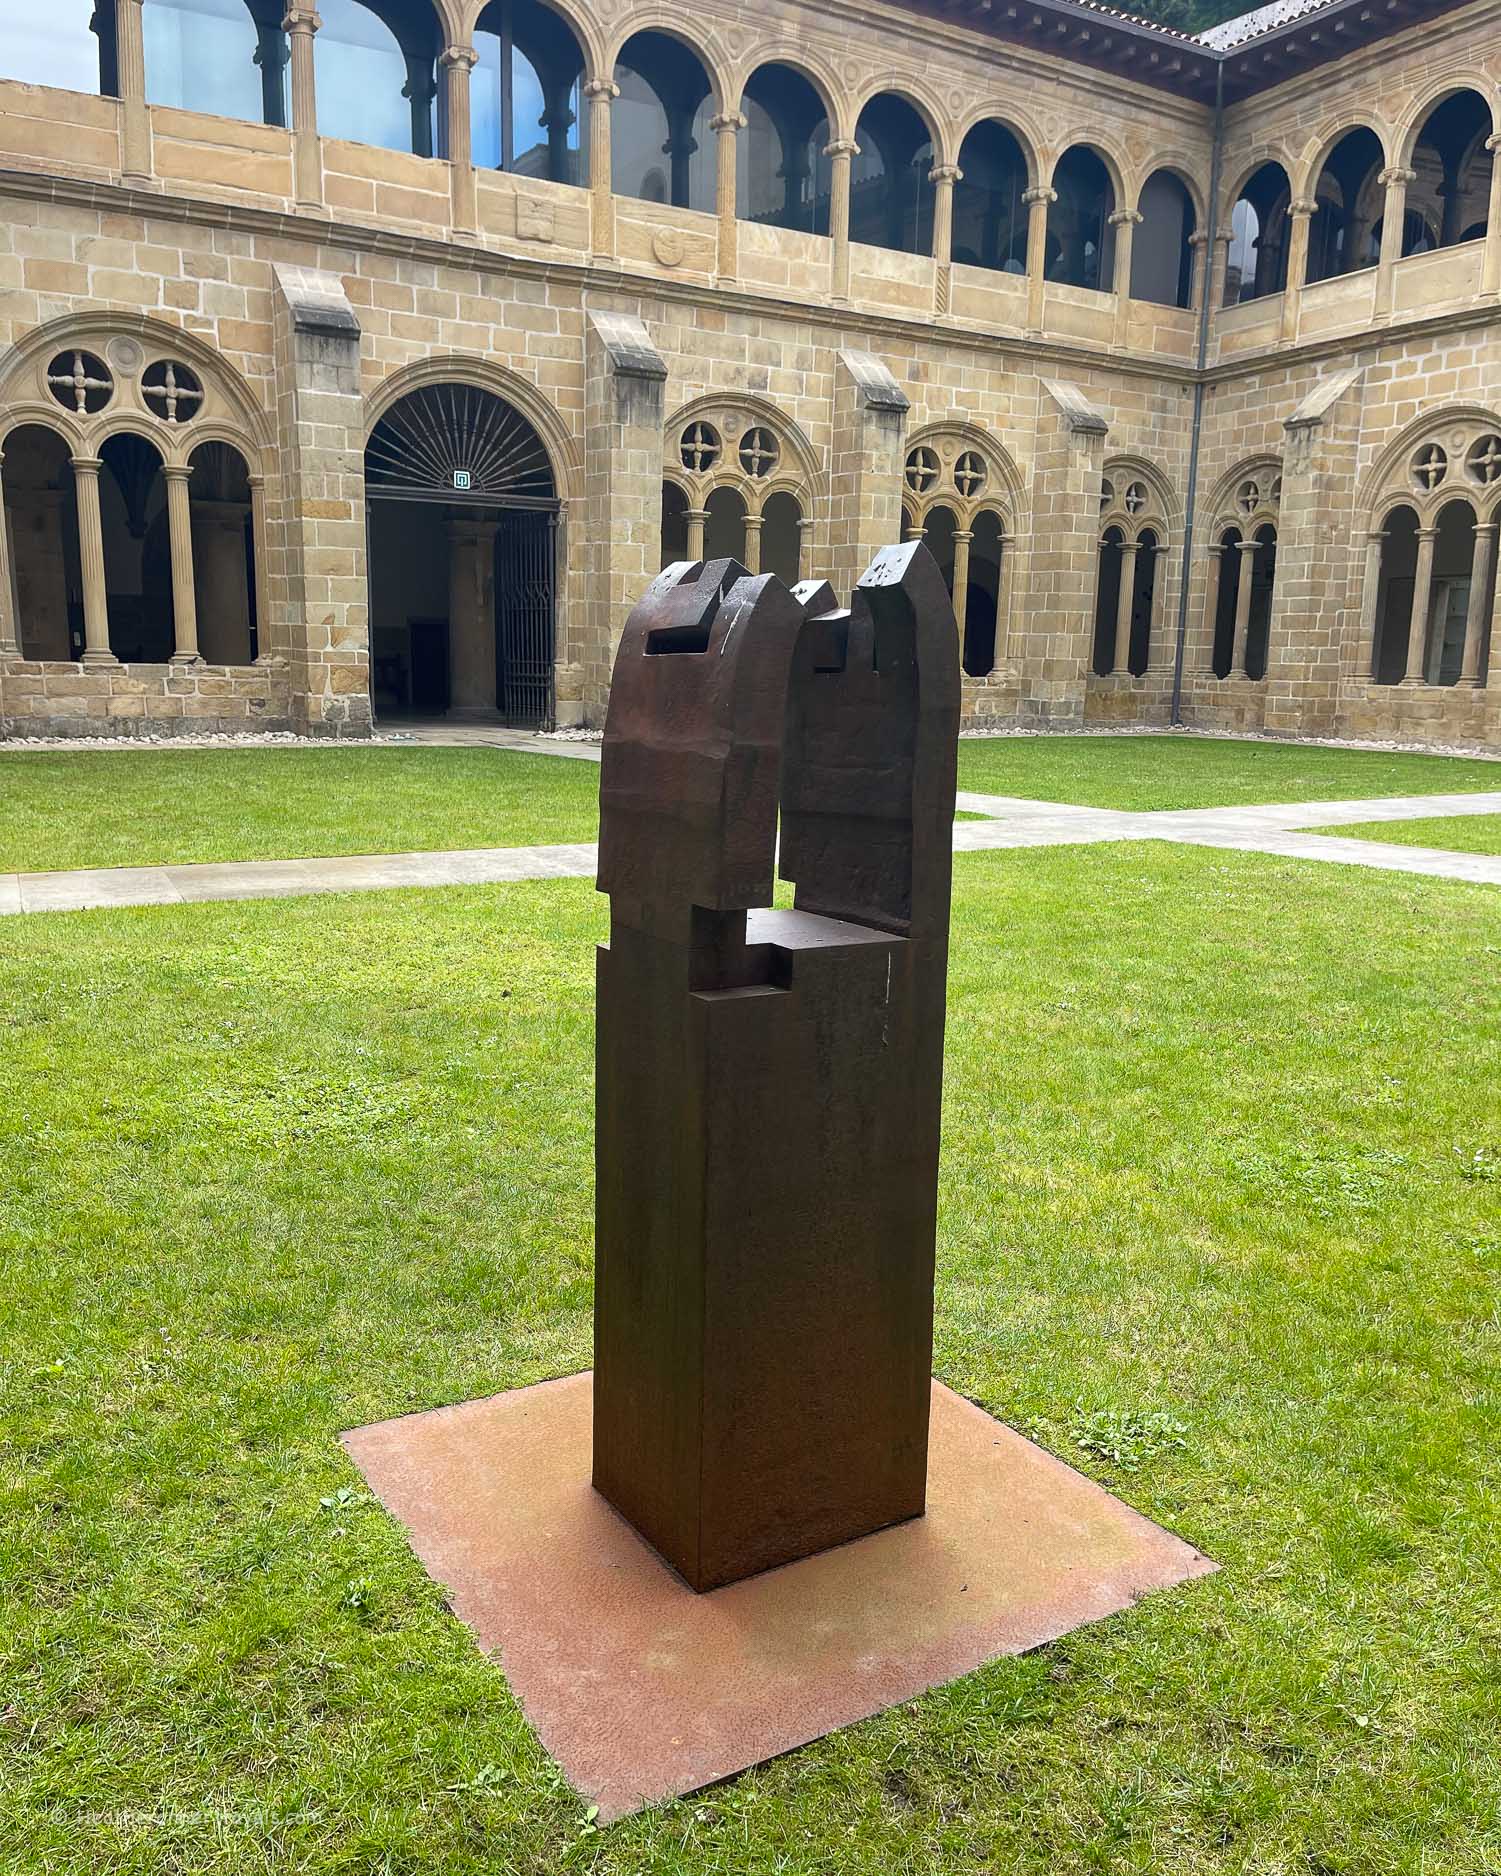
[738,427,779,478]
[142,360,204,425]
[679,421,721,474]
[47,350,113,415]
[905,446,940,494]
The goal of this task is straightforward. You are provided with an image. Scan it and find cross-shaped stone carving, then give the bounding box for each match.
[679,422,720,473]
[738,427,778,478]
[1237,479,1260,514]
[143,361,204,424]
[905,446,939,494]
[47,350,112,414]
[1124,481,1148,515]
[953,451,987,499]
[1466,435,1501,485]
[1412,443,1447,492]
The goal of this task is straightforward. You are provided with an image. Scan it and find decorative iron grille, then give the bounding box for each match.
[366,384,556,506]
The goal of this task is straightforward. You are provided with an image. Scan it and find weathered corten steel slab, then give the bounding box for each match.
[593,545,960,1591]
[344,1373,1217,1823]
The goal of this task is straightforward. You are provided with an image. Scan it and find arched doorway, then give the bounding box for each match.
[364,381,559,726]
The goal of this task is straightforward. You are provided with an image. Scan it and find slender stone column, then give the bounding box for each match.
[1113,538,1139,674]
[1488,550,1501,689]
[904,516,927,541]
[929,163,960,314]
[116,0,150,183]
[248,474,277,664]
[284,6,323,209]
[1187,230,1209,314]
[1401,524,1438,684]
[1376,166,1415,316]
[797,516,814,582]
[950,526,973,637]
[1231,536,1258,676]
[1109,208,1142,346]
[443,44,478,234]
[1282,198,1317,340]
[585,79,618,260]
[1023,185,1055,335]
[162,465,200,664]
[1458,521,1496,686]
[742,511,763,576]
[71,457,116,666]
[826,139,857,301]
[0,448,18,655]
[684,508,707,561]
[1143,539,1169,670]
[993,530,1014,665]
[1202,541,1224,671]
[712,111,746,282]
[1483,134,1501,297]
[1357,526,1385,679]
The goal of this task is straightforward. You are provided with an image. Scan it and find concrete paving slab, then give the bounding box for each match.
[345,1371,1215,1824]
[0,875,22,917]
[17,867,184,913]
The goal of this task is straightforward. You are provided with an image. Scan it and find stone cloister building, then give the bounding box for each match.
[0,0,1498,743]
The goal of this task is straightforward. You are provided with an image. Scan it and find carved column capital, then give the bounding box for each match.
[928,163,963,186]
[823,138,860,160]
[440,42,478,71]
[1378,165,1416,188]
[583,77,620,103]
[1107,208,1143,227]
[1022,184,1057,207]
[709,111,747,134]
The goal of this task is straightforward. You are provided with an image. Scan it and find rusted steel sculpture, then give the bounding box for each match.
[593,542,959,1592]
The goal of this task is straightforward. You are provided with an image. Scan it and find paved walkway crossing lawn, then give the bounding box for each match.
[1316,811,1501,856]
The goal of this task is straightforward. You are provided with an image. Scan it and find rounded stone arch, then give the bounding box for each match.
[95,409,193,466]
[665,393,821,501]
[0,399,85,457]
[1356,402,1501,524]
[458,0,605,74]
[1219,146,1297,226]
[902,420,1023,527]
[951,101,1043,190]
[1041,133,1129,210]
[1131,154,1206,226]
[1292,114,1392,199]
[365,354,582,503]
[602,11,728,114]
[849,73,950,167]
[0,311,273,459]
[1100,454,1178,542]
[1394,75,1501,170]
[1206,454,1283,533]
[721,43,843,136]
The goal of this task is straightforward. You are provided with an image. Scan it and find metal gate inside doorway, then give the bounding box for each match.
[364,382,560,729]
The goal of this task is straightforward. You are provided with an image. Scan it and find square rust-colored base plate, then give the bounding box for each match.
[344,1374,1214,1821]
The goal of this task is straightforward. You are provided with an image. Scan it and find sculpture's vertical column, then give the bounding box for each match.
[269,264,371,736]
[116,0,151,184]
[284,5,323,210]
[71,457,116,666]
[583,310,668,722]
[826,139,856,300]
[443,44,478,235]
[585,79,618,261]
[1017,379,1108,722]
[827,349,909,604]
[163,465,201,664]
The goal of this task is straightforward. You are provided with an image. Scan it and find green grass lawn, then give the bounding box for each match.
[3,735,1500,875]
[0,747,602,873]
[1316,813,1501,856]
[955,733,1501,810]
[4,844,1498,1874]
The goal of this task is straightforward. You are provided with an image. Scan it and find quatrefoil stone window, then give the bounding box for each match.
[1465,434,1501,486]
[1236,479,1261,515]
[142,360,204,425]
[679,421,720,474]
[1411,443,1448,492]
[738,427,779,478]
[953,451,988,499]
[47,349,113,415]
[1123,481,1149,516]
[905,446,939,495]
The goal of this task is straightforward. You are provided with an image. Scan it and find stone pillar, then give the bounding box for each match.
[1017,379,1109,722]
[993,528,1015,665]
[712,111,746,282]
[1376,166,1414,316]
[1109,208,1142,347]
[1282,198,1316,340]
[1458,521,1496,686]
[116,0,150,184]
[827,349,909,603]
[0,449,18,656]
[1113,537,1139,673]
[1356,526,1385,679]
[1206,229,1233,315]
[930,163,960,314]
[826,139,857,301]
[71,457,116,666]
[1231,537,1257,675]
[285,5,323,210]
[270,264,371,736]
[1202,541,1224,672]
[447,518,496,712]
[1023,185,1055,335]
[742,510,763,576]
[192,500,254,664]
[1187,230,1209,314]
[797,515,814,582]
[1489,560,1501,689]
[586,79,618,261]
[163,465,201,664]
[684,508,707,561]
[1401,524,1438,685]
[443,44,478,235]
[583,309,668,720]
[249,474,276,664]
[1483,135,1501,297]
[950,526,972,636]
